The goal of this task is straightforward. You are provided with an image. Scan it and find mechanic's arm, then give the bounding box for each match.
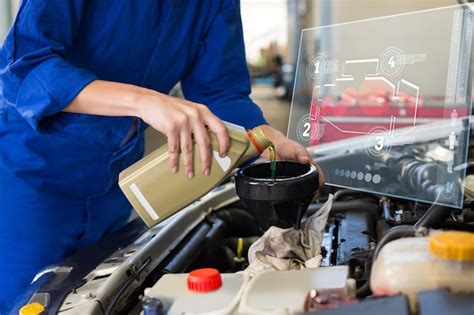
[180,1,324,184]
[3,0,228,179]
[66,81,230,179]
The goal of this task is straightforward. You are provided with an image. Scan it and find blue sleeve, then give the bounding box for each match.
[181,0,268,130]
[1,0,97,131]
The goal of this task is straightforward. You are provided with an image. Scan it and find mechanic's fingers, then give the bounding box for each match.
[272,141,295,161]
[316,163,325,187]
[180,124,194,179]
[204,113,229,157]
[296,148,312,164]
[280,143,325,187]
[167,129,180,173]
[192,123,211,176]
[300,155,326,187]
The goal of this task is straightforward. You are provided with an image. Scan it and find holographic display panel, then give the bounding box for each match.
[288,5,473,208]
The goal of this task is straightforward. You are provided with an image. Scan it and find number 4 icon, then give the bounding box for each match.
[388,56,396,68]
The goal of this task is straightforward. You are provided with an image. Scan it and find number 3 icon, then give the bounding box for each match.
[375,136,384,151]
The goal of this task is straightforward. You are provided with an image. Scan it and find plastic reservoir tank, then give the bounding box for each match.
[143,266,352,314]
[370,231,474,297]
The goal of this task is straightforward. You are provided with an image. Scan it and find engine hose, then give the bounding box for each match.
[414,200,452,229]
[215,208,261,236]
[373,225,425,258]
[219,245,237,271]
[333,189,377,202]
[356,277,372,297]
[441,221,474,232]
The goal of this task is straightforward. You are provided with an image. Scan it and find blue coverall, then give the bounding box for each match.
[0,0,266,311]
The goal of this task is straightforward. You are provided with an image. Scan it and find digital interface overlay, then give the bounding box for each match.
[287,5,473,208]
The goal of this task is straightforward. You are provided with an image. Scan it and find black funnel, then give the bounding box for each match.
[235,161,319,231]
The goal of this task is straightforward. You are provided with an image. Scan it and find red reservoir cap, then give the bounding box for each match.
[187,268,222,292]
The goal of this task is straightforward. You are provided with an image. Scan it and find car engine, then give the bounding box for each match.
[13,134,474,314]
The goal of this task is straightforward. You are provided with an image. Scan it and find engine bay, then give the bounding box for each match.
[14,119,474,315]
[16,148,474,314]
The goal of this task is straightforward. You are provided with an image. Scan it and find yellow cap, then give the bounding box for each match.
[19,303,44,315]
[429,231,474,262]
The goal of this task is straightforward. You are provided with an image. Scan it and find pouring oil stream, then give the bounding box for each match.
[269,144,277,180]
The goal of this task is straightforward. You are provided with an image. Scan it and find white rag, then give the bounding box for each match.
[244,194,333,277]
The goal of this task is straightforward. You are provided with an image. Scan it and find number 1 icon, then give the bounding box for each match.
[314,61,320,74]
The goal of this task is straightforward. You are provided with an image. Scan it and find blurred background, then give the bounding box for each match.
[0,0,457,151]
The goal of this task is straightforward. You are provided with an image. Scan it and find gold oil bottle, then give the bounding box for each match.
[119,122,272,227]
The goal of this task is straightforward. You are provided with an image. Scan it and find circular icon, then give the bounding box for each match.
[364,173,373,183]
[442,181,456,200]
[372,174,382,184]
[365,126,391,157]
[306,54,328,81]
[380,47,405,76]
[296,114,318,143]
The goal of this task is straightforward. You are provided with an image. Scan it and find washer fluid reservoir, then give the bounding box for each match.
[370,231,474,297]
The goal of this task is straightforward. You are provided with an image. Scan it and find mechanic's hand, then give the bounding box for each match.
[138,92,229,179]
[258,125,325,187]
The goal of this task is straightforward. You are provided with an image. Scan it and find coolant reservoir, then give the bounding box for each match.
[119,122,272,227]
[370,231,474,297]
[144,268,246,314]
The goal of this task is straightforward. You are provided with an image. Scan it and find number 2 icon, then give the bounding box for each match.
[303,122,311,137]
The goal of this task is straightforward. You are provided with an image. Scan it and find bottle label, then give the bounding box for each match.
[213,150,231,172]
[129,183,160,220]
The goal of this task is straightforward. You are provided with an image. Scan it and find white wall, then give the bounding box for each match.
[0,0,19,42]
[241,0,288,63]
[302,0,465,96]
[308,0,456,27]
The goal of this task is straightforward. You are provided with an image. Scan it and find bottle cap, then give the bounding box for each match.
[429,231,474,262]
[187,268,222,292]
[247,127,273,154]
[246,129,264,154]
[19,303,45,315]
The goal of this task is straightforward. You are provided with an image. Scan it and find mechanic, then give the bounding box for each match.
[0,0,320,311]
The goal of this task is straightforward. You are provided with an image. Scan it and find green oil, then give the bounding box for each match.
[269,144,277,180]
